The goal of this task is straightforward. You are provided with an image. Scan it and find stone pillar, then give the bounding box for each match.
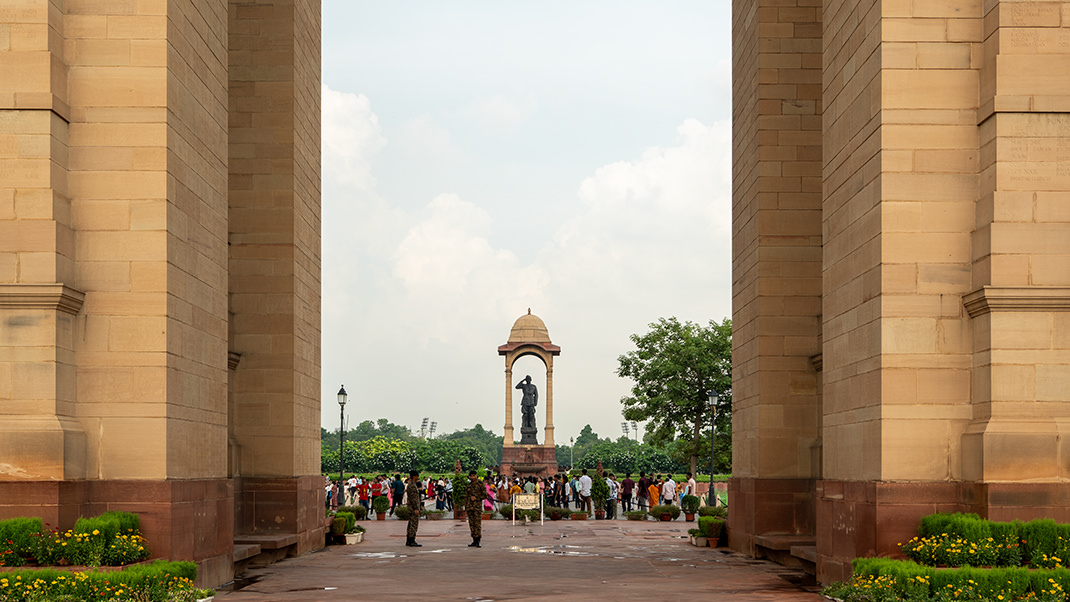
[544,366,554,447]
[0,0,86,484]
[503,366,514,446]
[730,0,823,557]
[228,0,324,556]
[961,0,1070,502]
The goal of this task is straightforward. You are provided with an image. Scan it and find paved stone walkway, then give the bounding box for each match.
[219,516,823,601]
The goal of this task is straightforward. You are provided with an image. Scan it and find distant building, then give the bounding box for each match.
[0,1,323,586]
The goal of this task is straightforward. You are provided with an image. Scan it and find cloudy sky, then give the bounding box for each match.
[320,1,733,444]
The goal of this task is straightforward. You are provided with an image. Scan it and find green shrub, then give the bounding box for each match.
[698,517,724,540]
[498,504,514,518]
[546,507,571,520]
[834,558,1070,602]
[330,517,346,535]
[0,560,197,602]
[336,511,356,533]
[337,505,368,520]
[452,474,468,512]
[372,496,390,514]
[623,510,648,520]
[680,494,700,514]
[698,505,727,519]
[99,510,141,535]
[650,505,681,520]
[394,506,411,520]
[0,517,42,563]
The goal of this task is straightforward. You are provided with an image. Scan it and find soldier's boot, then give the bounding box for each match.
[468,537,480,548]
[406,538,422,547]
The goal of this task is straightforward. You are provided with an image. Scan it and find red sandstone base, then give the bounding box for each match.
[730,478,1070,586]
[500,445,558,478]
[0,475,325,588]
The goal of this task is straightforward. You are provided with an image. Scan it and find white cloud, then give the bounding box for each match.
[322,86,385,192]
[465,93,538,131]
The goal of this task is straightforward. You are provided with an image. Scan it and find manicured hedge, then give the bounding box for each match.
[0,560,199,602]
[824,558,1070,602]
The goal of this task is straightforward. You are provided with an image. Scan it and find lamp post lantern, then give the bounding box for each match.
[707,389,718,507]
[337,385,348,509]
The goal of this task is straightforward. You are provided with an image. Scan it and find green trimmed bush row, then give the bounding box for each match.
[824,558,1070,602]
[650,505,681,520]
[900,512,1070,569]
[336,504,368,521]
[697,505,727,519]
[0,560,203,602]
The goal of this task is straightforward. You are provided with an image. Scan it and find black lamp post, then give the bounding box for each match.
[707,389,718,507]
[337,385,348,508]
[569,436,574,469]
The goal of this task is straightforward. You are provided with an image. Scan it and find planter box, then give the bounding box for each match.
[570,513,588,521]
[659,514,673,521]
[481,513,494,521]
[344,532,363,544]
[691,536,707,547]
[625,514,646,521]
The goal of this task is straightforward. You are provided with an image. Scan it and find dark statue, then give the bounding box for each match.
[516,375,538,444]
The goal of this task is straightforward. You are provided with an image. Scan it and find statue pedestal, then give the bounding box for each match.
[519,427,538,445]
[500,445,558,478]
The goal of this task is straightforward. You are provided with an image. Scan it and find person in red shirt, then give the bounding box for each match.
[357,479,370,511]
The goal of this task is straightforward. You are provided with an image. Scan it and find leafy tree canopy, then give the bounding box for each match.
[617,316,732,475]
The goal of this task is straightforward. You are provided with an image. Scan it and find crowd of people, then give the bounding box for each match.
[325,470,706,519]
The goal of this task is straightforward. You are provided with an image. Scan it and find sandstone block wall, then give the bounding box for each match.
[0,0,322,587]
[733,0,1070,584]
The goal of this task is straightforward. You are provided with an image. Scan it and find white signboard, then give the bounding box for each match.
[513,494,539,509]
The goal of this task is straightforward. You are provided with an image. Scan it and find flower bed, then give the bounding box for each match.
[0,560,212,602]
[824,558,1070,602]
[1,512,150,569]
[824,513,1070,601]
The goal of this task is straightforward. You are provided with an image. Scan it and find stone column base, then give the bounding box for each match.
[728,477,816,557]
[0,478,234,588]
[234,475,325,557]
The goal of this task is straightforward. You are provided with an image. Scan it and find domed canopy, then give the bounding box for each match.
[498,309,561,356]
[508,308,552,343]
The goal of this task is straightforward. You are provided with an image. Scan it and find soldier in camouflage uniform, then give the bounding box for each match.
[465,470,483,547]
[405,470,422,547]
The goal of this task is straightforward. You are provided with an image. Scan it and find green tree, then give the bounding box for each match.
[617,316,732,475]
[440,423,503,465]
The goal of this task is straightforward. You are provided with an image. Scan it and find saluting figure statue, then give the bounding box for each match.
[516,375,538,430]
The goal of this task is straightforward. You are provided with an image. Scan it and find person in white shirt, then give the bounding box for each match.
[606,474,619,519]
[662,475,677,505]
[578,469,593,514]
[346,476,358,506]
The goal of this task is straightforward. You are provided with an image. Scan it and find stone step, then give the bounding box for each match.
[233,543,261,562]
[234,533,298,550]
[753,534,815,551]
[790,544,817,564]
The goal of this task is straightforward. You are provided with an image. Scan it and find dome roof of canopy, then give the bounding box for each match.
[508,309,552,343]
